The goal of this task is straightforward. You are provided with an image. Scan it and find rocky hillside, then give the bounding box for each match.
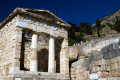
[91,9,120,38]
[101,9,120,25]
[93,9,120,26]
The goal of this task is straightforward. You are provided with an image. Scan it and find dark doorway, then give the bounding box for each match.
[20,31,25,70]
[55,38,63,73]
[37,48,48,72]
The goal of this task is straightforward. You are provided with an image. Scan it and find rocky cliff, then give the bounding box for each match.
[100,9,120,25]
[92,9,120,26]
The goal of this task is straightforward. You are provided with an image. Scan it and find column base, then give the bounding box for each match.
[30,60,37,71]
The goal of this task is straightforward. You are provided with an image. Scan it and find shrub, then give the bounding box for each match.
[68,38,76,46]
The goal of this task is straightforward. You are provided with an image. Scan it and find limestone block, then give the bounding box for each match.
[114,62,118,70]
[9,67,20,74]
[98,78,107,80]
[101,47,108,53]
[11,59,20,67]
[107,65,110,71]
[111,63,115,70]
[38,72,50,75]
[71,68,75,72]
[93,54,99,60]
[15,78,21,80]
[107,77,120,80]
[106,60,109,65]
[107,43,116,51]
[97,71,109,78]
[102,72,109,78]
[103,52,110,59]
[100,59,106,65]
[117,56,120,61]
[101,65,107,71]
[24,71,38,75]
[92,66,97,73]
[14,71,24,74]
[89,55,94,62]
[96,66,101,72]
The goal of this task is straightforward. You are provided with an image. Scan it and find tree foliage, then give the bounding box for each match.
[114,17,120,32]
[95,19,101,37]
[67,16,120,46]
[68,21,93,45]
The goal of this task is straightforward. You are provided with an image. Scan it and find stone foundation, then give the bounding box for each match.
[8,71,70,80]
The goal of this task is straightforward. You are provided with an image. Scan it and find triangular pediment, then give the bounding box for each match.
[0,8,71,28]
[18,8,65,24]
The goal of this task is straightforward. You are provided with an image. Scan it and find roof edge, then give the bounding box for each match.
[0,8,71,28]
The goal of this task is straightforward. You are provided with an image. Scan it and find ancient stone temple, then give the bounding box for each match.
[0,8,70,80]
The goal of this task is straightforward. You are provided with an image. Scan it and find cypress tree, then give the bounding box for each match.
[96,19,101,37]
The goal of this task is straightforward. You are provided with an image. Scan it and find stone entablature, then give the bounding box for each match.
[16,14,68,39]
[0,8,70,80]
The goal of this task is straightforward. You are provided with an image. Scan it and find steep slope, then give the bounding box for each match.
[101,9,120,25]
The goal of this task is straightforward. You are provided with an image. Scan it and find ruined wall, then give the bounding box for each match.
[71,43,120,80]
[0,17,22,80]
[69,36,120,58]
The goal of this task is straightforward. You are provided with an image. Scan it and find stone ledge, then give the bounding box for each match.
[12,71,70,80]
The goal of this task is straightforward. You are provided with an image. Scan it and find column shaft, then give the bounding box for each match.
[48,36,55,73]
[30,34,38,71]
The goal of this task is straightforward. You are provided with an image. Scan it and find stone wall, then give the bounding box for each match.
[69,36,120,58]
[70,43,120,80]
[0,16,22,80]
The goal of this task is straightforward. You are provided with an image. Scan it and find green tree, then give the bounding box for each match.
[68,22,77,39]
[96,19,101,37]
[68,38,75,46]
[55,10,57,16]
[85,23,93,35]
[114,17,120,32]
[78,21,84,42]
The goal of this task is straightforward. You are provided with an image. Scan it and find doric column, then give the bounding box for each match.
[48,36,55,73]
[30,34,38,71]
[60,38,69,74]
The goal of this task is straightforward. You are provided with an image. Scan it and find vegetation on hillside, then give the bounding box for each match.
[68,16,120,46]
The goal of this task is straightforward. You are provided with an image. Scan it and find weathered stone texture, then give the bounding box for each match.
[0,17,22,80]
[13,71,70,80]
[70,43,120,80]
[69,36,120,58]
[0,8,70,80]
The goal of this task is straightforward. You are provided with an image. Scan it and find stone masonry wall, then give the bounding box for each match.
[69,36,120,58]
[0,16,22,80]
[71,43,120,80]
